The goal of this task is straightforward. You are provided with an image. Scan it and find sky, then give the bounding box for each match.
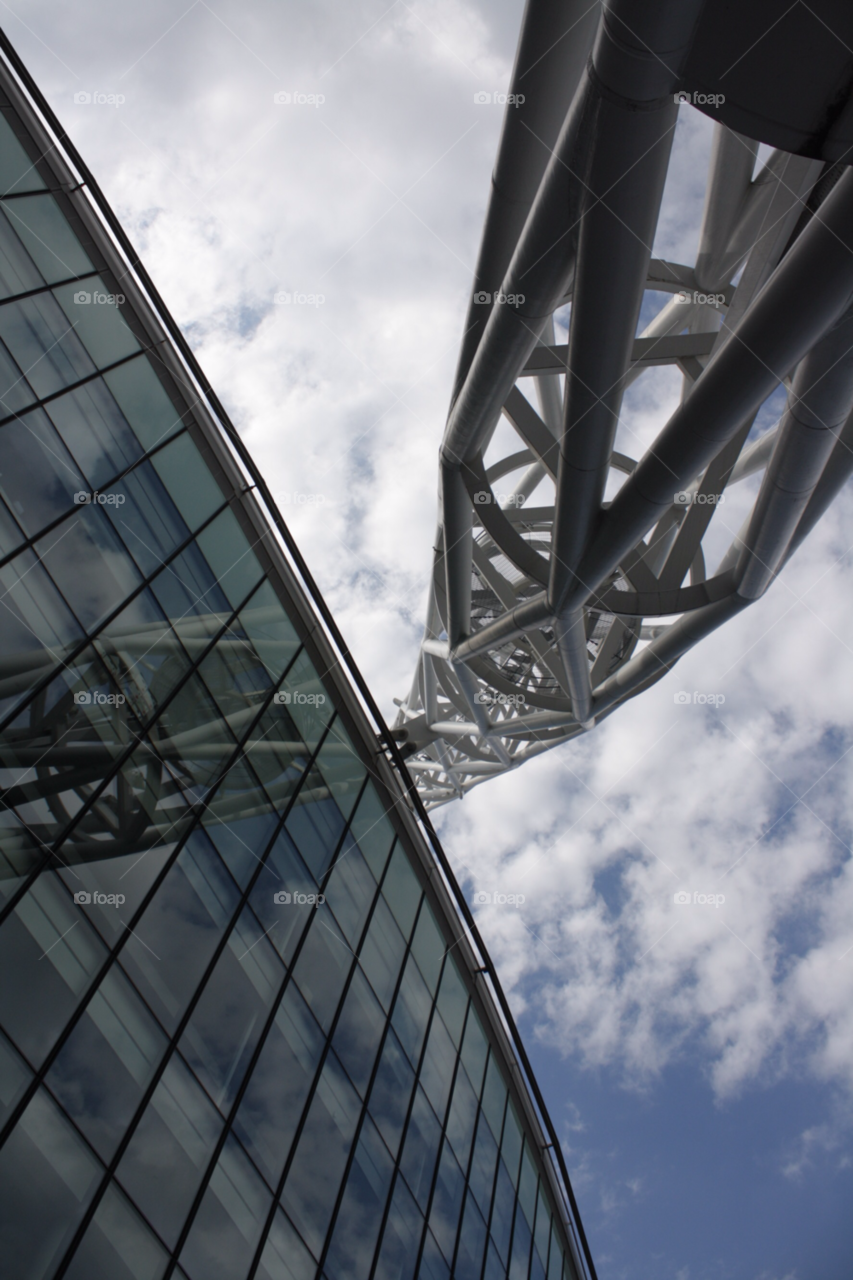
[5,1,853,1277]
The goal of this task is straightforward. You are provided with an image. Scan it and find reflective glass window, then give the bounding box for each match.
[518,1143,538,1227]
[381,842,422,940]
[359,894,406,1012]
[1,193,93,283]
[118,828,240,1034]
[0,291,95,399]
[0,201,44,297]
[509,1197,533,1280]
[0,543,83,661]
[547,1226,565,1280]
[147,430,224,533]
[490,1160,516,1264]
[435,954,467,1046]
[279,1049,361,1259]
[179,906,283,1113]
[392,953,432,1068]
[532,1186,551,1273]
[115,1052,223,1249]
[331,965,386,1097]
[103,459,193,578]
[0,1086,102,1280]
[501,1100,523,1186]
[54,279,140,369]
[418,1010,456,1123]
[411,900,445,993]
[0,113,46,193]
[399,1085,441,1212]
[428,1137,465,1264]
[454,1190,489,1280]
[46,964,168,1160]
[247,827,317,967]
[348,782,395,881]
[484,1238,509,1280]
[237,580,300,683]
[33,502,144,633]
[313,720,366,825]
[291,908,352,1033]
[195,506,263,610]
[445,1064,479,1173]
[285,772,346,884]
[323,834,376,948]
[0,1026,32,1125]
[322,1115,394,1280]
[373,1173,423,1280]
[232,983,323,1189]
[179,1132,272,1280]
[0,334,37,415]
[255,1208,317,1280]
[0,407,84,537]
[46,374,144,488]
[102,356,185,453]
[482,1052,508,1142]
[0,871,107,1067]
[62,1181,169,1280]
[367,1027,415,1159]
[419,1229,450,1280]
[469,1109,499,1222]
[275,648,332,749]
[461,1007,489,1097]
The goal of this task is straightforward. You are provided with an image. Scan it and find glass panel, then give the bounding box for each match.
[435,955,467,1046]
[102,459,192,578]
[323,834,376,948]
[285,770,345,884]
[0,1087,102,1280]
[367,1027,415,1159]
[399,1085,441,1212]
[461,1007,489,1097]
[0,407,84,537]
[373,1173,423,1280]
[46,964,168,1161]
[103,356,184,453]
[0,333,37,415]
[418,1011,456,1123]
[149,430,224,531]
[291,908,352,1033]
[237,580,300,683]
[279,1050,361,1259]
[331,965,386,1097]
[118,828,240,1034]
[0,871,107,1067]
[454,1190,489,1280]
[490,1161,516,1265]
[246,827,317,967]
[391,954,432,1068]
[149,539,230,628]
[323,1115,394,1280]
[418,1229,450,1280]
[0,543,83,663]
[469,1110,499,1222]
[255,1208,317,1280]
[0,1026,32,1124]
[348,781,395,881]
[313,720,366,824]
[546,1226,564,1280]
[428,1138,465,1264]
[275,648,332,749]
[0,291,95,398]
[46,373,144,488]
[195,506,263,609]
[179,906,283,1113]
[200,761,278,889]
[501,1101,523,1186]
[445,1064,478,1173]
[2,193,93,283]
[481,1053,508,1142]
[381,843,421,940]
[54,278,140,368]
[0,112,46,193]
[62,1181,169,1280]
[518,1144,538,1227]
[0,202,44,298]
[509,1198,533,1280]
[358,895,406,1012]
[485,1238,509,1280]
[410,901,444,994]
[0,490,25,556]
[33,502,143,633]
[179,1133,272,1280]
[115,1052,223,1249]
[232,983,323,1189]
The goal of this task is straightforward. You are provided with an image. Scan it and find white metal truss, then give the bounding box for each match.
[393,0,853,808]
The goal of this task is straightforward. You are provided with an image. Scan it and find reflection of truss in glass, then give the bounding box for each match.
[394,0,853,807]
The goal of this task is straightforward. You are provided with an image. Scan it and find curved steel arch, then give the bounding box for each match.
[394,0,853,807]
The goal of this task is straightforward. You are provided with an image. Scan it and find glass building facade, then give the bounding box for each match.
[0,42,592,1280]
